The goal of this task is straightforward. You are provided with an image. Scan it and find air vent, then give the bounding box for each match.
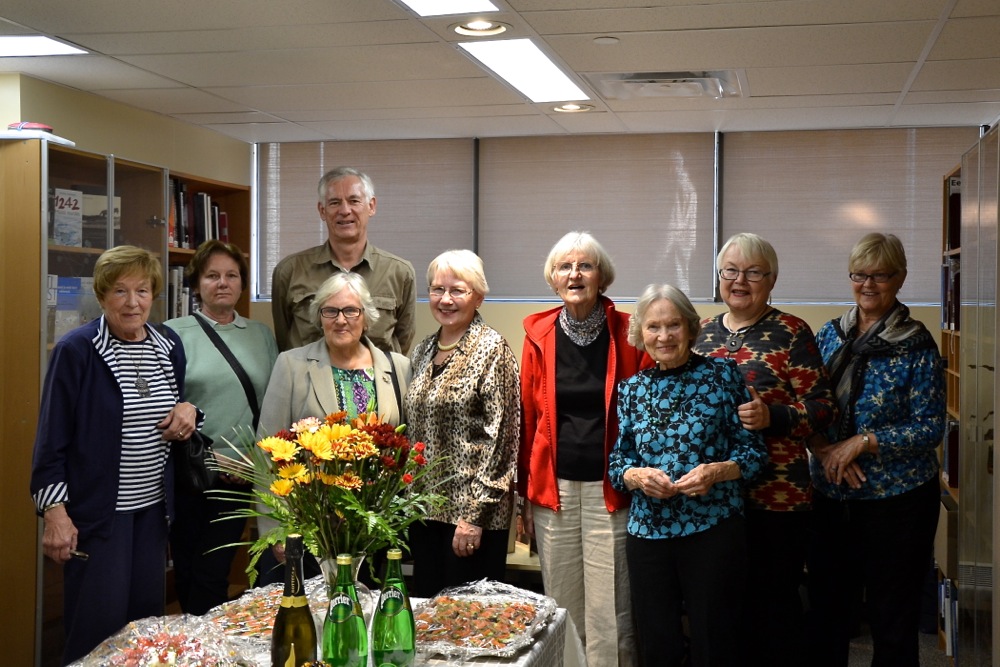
[584,70,746,100]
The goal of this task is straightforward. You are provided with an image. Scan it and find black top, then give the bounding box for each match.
[555,323,610,481]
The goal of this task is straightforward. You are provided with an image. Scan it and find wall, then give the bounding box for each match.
[15,74,251,185]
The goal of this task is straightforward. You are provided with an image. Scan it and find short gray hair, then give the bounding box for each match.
[543,231,616,293]
[310,272,380,330]
[427,249,489,295]
[627,283,702,351]
[717,232,779,279]
[317,167,375,203]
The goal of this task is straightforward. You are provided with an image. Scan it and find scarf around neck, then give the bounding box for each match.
[827,301,931,439]
[559,302,607,346]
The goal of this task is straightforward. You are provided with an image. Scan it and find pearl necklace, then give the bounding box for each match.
[437,340,460,351]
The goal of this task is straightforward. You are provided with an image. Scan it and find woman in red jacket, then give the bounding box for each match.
[519,231,651,667]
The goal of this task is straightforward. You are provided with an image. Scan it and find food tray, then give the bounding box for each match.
[70,614,254,666]
[414,580,557,659]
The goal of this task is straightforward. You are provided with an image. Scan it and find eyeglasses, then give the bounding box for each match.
[429,286,473,299]
[718,267,771,283]
[554,261,596,276]
[849,271,898,284]
[319,306,362,319]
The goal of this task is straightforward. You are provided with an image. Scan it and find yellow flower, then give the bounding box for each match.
[317,471,338,486]
[257,436,289,454]
[269,479,296,496]
[278,463,306,479]
[268,438,300,462]
[298,429,334,460]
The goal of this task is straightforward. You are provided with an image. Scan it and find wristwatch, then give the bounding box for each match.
[861,432,871,453]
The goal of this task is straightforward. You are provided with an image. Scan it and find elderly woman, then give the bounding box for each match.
[519,231,650,667]
[165,240,278,615]
[806,233,944,667]
[30,245,200,665]
[609,284,767,667]
[256,271,411,580]
[405,249,520,597]
[693,232,835,665]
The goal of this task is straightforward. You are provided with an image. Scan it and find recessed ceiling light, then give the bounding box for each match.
[553,103,594,113]
[0,36,86,57]
[453,20,509,37]
[459,38,589,104]
[397,0,498,17]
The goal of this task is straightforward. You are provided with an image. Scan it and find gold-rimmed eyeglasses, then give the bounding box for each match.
[429,286,473,299]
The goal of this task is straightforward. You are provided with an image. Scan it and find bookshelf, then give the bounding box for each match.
[165,172,251,319]
[0,136,253,666]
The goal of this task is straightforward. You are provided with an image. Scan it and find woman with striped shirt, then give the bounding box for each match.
[30,245,201,665]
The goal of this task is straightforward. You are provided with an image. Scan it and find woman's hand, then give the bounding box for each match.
[737,386,771,431]
[157,401,198,441]
[452,519,483,558]
[42,504,78,564]
[521,502,535,540]
[816,437,868,489]
[625,467,678,499]
[674,461,741,498]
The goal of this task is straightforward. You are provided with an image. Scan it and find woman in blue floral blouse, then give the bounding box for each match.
[609,284,767,667]
[806,233,945,667]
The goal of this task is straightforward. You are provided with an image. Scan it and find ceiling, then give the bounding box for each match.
[1,0,998,145]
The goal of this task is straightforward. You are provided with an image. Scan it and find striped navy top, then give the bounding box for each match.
[111,336,175,511]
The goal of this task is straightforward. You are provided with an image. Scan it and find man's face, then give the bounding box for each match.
[318,175,376,246]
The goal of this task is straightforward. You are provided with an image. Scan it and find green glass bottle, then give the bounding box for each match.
[372,548,416,666]
[271,534,318,667]
[322,553,368,667]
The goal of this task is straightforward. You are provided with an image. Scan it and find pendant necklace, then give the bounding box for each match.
[121,339,151,398]
[724,310,771,353]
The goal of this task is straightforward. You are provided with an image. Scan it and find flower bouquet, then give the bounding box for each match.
[218,411,449,584]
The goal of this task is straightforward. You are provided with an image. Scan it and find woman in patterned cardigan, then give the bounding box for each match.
[694,232,836,666]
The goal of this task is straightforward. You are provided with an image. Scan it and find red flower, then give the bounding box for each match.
[414,441,426,453]
[414,454,427,466]
[273,429,296,441]
[402,473,414,484]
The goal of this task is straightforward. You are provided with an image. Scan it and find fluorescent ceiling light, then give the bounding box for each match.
[459,38,588,104]
[397,0,498,17]
[0,36,86,57]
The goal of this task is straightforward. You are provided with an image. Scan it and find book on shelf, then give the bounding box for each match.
[52,188,83,247]
[218,211,229,243]
[51,275,100,343]
[947,176,961,251]
[80,193,122,248]
[168,179,177,247]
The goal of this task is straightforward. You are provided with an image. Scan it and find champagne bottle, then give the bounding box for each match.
[372,548,416,667]
[271,534,318,667]
[322,553,369,667]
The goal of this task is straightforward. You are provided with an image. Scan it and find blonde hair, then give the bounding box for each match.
[93,245,162,299]
[543,231,615,293]
[849,233,907,275]
[427,249,489,295]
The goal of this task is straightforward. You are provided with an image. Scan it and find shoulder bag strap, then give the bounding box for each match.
[194,314,261,430]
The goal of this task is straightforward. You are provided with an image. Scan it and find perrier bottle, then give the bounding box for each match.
[372,548,416,666]
[322,553,368,667]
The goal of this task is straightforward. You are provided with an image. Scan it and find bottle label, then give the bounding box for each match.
[279,594,310,608]
[283,644,297,667]
[378,586,406,617]
[328,593,358,623]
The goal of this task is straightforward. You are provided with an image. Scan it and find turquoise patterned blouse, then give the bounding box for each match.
[331,366,376,419]
[609,354,767,540]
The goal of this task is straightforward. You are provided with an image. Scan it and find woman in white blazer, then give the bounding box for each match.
[255,271,411,583]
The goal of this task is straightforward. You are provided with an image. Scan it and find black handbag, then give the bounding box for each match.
[176,430,217,493]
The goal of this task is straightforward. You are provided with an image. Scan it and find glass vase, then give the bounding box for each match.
[320,554,375,624]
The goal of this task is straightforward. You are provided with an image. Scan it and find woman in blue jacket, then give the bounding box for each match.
[30,245,201,665]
